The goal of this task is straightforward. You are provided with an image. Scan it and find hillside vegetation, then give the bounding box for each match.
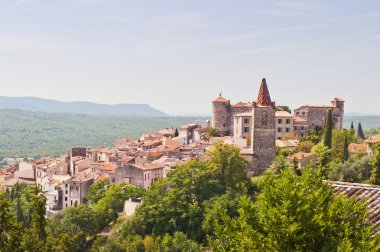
[0,109,207,158]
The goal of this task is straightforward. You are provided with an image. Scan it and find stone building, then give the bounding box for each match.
[211,78,276,175]
[293,98,345,132]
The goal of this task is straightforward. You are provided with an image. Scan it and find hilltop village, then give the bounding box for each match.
[0,78,379,219]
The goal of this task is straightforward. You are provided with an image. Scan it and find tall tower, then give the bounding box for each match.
[331,98,345,130]
[211,95,230,136]
[249,78,276,175]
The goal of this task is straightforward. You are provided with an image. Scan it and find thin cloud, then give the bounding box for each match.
[224,44,301,58]
[0,35,77,53]
[1,0,30,11]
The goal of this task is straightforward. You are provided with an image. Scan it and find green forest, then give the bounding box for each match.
[0,109,207,158]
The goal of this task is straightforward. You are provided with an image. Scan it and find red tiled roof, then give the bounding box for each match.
[101,163,117,171]
[293,116,307,123]
[256,78,272,106]
[291,152,314,160]
[348,143,367,155]
[330,181,380,230]
[232,101,252,107]
[118,157,135,162]
[213,96,229,103]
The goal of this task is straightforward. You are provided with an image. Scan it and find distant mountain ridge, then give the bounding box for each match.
[0,96,168,117]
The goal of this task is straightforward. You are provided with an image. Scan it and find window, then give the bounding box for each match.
[294,126,298,130]
[223,123,226,127]
[244,127,249,133]
[244,118,249,124]
[112,178,115,183]
[286,119,291,124]
[144,174,146,181]
[148,173,150,180]
[277,137,282,140]
[277,128,282,133]
[301,133,304,137]
[65,197,67,201]
[286,128,290,133]
[278,119,283,124]
[65,190,67,194]
[301,126,304,130]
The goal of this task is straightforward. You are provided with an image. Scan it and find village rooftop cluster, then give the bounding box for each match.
[0,78,379,219]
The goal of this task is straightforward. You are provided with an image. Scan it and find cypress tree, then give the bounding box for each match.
[370,143,380,185]
[343,132,349,161]
[349,121,355,136]
[322,110,333,148]
[356,122,366,140]
[174,128,179,137]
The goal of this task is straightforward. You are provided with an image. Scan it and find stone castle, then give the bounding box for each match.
[211,78,345,175]
[212,78,276,175]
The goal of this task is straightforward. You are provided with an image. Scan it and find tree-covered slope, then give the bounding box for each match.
[0,109,207,158]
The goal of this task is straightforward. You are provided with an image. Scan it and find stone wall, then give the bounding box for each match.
[228,106,252,135]
[211,101,230,135]
[248,106,276,176]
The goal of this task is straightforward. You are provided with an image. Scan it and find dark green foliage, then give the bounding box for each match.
[370,143,380,185]
[329,156,372,182]
[323,109,333,148]
[0,192,21,251]
[343,131,349,161]
[357,122,366,140]
[174,128,179,137]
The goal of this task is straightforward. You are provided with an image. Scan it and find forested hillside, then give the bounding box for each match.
[0,109,207,158]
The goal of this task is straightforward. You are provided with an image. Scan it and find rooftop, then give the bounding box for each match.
[275,111,292,117]
[330,181,380,230]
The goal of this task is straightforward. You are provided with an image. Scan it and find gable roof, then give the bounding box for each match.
[330,181,380,230]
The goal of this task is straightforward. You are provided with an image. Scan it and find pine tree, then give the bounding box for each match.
[343,132,349,161]
[322,110,333,148]
[21,191,48,251]
[174,128,179,137]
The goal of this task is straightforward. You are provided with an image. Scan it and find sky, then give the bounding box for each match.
[0,0,379,116]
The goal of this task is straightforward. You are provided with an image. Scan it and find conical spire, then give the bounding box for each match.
[356,122,366,140]
[256,78,272,106]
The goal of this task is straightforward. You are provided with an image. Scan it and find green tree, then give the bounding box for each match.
[60,204,100,236]
[0,192,21,251]
[312,143,333,178]
[350,121,356,136]
[174,128,179,137]
[343,131,349,161]
[370,143,380,185]
[87,179,110,204]
[205,141,250,191]
[323,109,333,148]
[209,168,380,251]
[21,191,49,251]
[154,232,201,252]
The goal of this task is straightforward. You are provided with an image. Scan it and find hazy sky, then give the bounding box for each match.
[0,0,379,116]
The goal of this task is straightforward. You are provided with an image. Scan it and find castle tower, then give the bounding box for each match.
[331,98,345,130]
[249,78,276,175]
[211,95,230,136]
